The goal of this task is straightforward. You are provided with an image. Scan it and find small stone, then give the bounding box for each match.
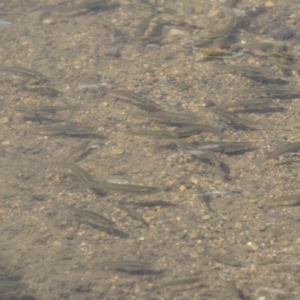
[168,28,186,37]
[265,1,274,7]
[201,215,211,220]
[179,185,186,192]
[1,140,10,146]
[110,149,124,155]
[0,117,9,124]
[42,18,55,25]
[53,240,62,247]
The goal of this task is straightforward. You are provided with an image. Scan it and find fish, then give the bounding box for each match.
[123,129,177,139]
[174,125,226,138]
[32,124,97,136]
[223,65,272,80]
[89,181,160,195]
[212,254,245,267]
[265,193,300,205]
[196,49,241,59]
[53,162,94,186]
[233,86,289,97]
[68,206,129,238]
[212,106,263,128]
[157,277,203,289]
[178,141,254,154]
[220,98,272,109]
[265,142,300,160]
[64,0,108,12]
[99,260,153,272]
[131,111,199,124]
[107,89,157,109]
[0,66,48,82]
[15,105,79,114]
[69,206,116,227]
[23,86,62,97]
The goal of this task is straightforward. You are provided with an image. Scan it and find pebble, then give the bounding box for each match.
[42,18,55,25]
[110,149,124,155]
[179,185,187,192]
[201,215,211,220]
[265,1,274,7]
[1,140,10,146]
[53,240,62,247]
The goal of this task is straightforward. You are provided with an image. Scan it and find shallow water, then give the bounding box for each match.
[1,1,300,299]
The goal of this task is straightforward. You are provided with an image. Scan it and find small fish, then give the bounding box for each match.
[64,0,107,12]
[265,142,300,160]
[131,111,199,124]
[212,254,246,267]
[0,66,48,82]
[32,124,97,136]
[174,125,226,138]
[223,65,272,80]
[212,106,263,128]
[234,86,289,97]
[101,226,129,238]
[178,141,254,153]
[269,52,300,63]
[257,260,300,266]
[123,129,177,139]
[69,206,116,227]
[265,193,300,205]
[269,46,300,72]
[23,86,62,97]
[89,181,160,195]
[99,260,153,272]
[129,200,175,207]
[196,49,241,59]
[53,162,94,186]
[15,105,79,114]
[157,277,203,289]
[108,89,157,109]
[68,206,128,238]
[220,98,272,109]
